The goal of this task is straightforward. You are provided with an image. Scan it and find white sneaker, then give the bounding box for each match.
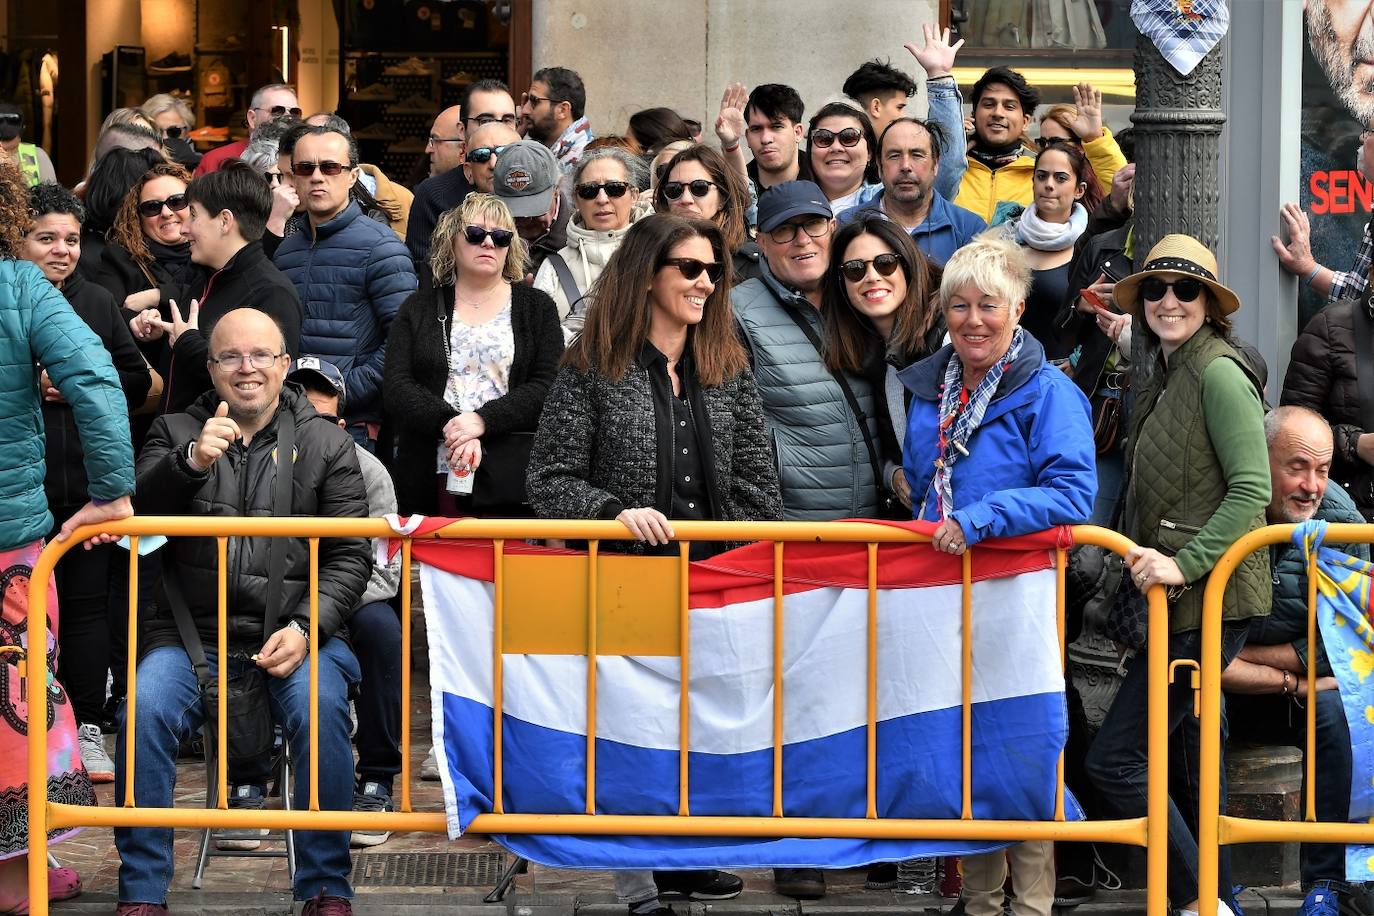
[78,723,114,783]
[216,784,268,850]
[420,748,440,781]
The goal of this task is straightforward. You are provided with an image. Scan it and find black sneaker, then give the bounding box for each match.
[653,869,743,900]
[349,781,393,847]
[866,862,899,889]
[774,867,825,899]
[1054,870,1096,907]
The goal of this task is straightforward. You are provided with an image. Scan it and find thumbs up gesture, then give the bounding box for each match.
[190,401,242,471]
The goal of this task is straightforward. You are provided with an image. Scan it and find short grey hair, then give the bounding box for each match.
[573,145,649,191]
[240,138,280,173]
[140,93,196,129]
[1263,405,1331,449]
[250,83,297,111]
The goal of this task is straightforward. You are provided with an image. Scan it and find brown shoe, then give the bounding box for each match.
[301,893,353,915]
[115,904,170,915]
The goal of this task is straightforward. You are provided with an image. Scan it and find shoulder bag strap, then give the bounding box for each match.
[779,303,886,492]
[261,409,295,637]
[162,563,212,689]
[1355,297,1374,434]
[544,252,585,313]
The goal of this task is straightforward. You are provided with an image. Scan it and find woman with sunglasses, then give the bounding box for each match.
[1087,236,1269,916]
[385,193,563,518]
[652,144,760,282]
[806,102,882,214]
[822,216,943,515]
[533,146,651,331]
[994,141,1101,357]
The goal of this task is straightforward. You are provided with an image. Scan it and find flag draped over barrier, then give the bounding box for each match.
[412,522,1080,869]
[1294,520,1374,881]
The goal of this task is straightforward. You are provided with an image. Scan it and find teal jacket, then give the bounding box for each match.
[0,259,134,549]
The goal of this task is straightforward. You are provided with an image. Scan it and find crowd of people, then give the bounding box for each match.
[0,26,1365,916]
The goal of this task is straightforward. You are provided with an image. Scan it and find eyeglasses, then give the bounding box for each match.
[1034,135,1081,150]
[661,258,723,283]
[265,171,284,185]
[840,253,903,283]
[575,181,632,200]
[137,193,190,218]
[810,127,864,149]
[427,134,464,145]
[661,180,719,201]
[162,125,186,139]
[1140,277,1205,303]
[255,105,303,120]
[521,92,563,108]
[465,145,509,164]
[468,113,519,128]
[462,225,514,247]
[767,216,831,245]
[210,350,286,371]
[0,113,21,126]
[292,160,350,177]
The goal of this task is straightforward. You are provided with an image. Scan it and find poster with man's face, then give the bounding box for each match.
[1301,0,1374,328]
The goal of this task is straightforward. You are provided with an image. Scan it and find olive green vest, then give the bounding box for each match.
[1125,326,1270,633]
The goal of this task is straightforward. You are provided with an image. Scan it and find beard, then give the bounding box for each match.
[1310,2,1374,124]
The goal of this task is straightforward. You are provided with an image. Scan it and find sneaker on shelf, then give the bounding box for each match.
[391,94,439,115]
[420,747,441,781]
[866,862,898,890]
[350,781,393,848]
[773,867,825,899]
[302,891,353,915]
[1299,885,1341,916]
[78,722,115,783]
[351,123,398,142]
[149,51,192,71]
[216,784,267,850]
[653,869,743,900]
[443,70,475,86]
[383,56,433,76]
[349,83,396,102]
[390,137,428,154]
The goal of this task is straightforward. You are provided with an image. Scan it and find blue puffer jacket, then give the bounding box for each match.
[0,260,135,549]
[900,333,1096,545]
[273,201,417,422]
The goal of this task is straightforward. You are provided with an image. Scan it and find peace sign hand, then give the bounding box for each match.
[155,298,200,347]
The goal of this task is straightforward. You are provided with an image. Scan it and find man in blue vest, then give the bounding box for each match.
[0,103,55,186]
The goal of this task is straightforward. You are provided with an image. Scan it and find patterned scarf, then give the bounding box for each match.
[929,327,1026,519]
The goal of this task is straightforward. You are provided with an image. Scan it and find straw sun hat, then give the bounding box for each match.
[1113,234,1242,316]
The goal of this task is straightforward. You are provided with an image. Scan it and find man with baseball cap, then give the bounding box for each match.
[493,139,571,282]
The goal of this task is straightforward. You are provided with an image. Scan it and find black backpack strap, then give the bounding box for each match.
[778,303,886,493]
[261,408,295,636]
[544,252,584,313]
[163,563,211,689]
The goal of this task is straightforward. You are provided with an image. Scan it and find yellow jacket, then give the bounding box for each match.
[955,127,1128,225]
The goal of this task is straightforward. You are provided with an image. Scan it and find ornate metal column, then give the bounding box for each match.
[1130,33,1228,255]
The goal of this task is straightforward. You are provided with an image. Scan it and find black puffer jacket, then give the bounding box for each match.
[1280,299,1372,518]
[134,384,370,655]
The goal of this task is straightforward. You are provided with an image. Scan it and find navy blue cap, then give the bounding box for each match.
[756,180,832,233]
[288,355,346,408]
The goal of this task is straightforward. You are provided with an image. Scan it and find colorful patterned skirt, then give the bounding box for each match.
[0,538,94,860]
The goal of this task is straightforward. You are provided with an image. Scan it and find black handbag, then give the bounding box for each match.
[472,431,535,511]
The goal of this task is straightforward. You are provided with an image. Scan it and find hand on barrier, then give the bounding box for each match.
[56,494,134,550]
[1125,546,1185,593]
[191,401,242,471]
[931,517,967,555]
[256,623,308,678]
[617,507,674,546]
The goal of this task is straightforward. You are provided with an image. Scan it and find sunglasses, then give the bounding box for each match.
[1034,135,1082,150]
[810,127,864,149]
[0,113,21,126]
[662,179,719,201]
[840,253,903,283]
[462,225,514,247]
[137,193,190,218]
[1140,277,1205,303]
[162,126,185,139]
[661,258,723,283]
[292,160,350,177]
[522,92,563,107]
[257,105,303,120]
[575,181,632,200]
[465,145,509,164]
[265,171,284,185]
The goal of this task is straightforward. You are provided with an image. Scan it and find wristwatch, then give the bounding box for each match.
[286,619,309,648]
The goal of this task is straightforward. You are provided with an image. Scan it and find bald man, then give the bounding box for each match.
[426,105,465,178]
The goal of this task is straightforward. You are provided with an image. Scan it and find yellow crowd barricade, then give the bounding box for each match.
[1197,522,1374,916]
[25,518,1171,915]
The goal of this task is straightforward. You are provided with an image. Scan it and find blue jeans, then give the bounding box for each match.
[114,640,361,903]
[1085,623,1249,908]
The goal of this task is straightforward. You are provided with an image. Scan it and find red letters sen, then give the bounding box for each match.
[1310,169,1374,214]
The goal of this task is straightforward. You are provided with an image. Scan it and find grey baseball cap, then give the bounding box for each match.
[492,140,559,218]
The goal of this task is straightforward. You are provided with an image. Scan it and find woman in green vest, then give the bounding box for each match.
[1085,234,1270,916]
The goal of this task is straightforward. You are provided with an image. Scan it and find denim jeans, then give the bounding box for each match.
[1085,623,1249,908]
[114,640,361,903]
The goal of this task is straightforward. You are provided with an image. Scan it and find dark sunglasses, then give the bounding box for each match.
[292,160,349,177]
[810,127,864,149]
[839,253,903,283]
[462,225,514,247]
[1034,135,1082,150]
[265,171,284,185]
[662,180,719,201]
[0,113,21,126]
[258,105,303,119]
[162,126,185,139]
[465,145,509,164]
[137,193,190,218]
[575,180,632,200]
[1140,277,1205,303]
[661,258,723,283]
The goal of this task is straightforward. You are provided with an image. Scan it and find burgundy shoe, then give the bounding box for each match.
[301,893,353,915]
[114,905,169,915]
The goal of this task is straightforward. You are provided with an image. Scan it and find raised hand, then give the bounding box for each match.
[191,400,241,470]
[1070,82,1105,139]
[156,297,200,347]
[714,82,748,148]
[904,22,964,79]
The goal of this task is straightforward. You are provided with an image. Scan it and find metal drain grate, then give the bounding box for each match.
[350,851,507,887]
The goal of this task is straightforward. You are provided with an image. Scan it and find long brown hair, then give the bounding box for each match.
[566,213,747,387]
[109,162,191,273]
[0,157,29,258]
[652,144,750,254]
[822,216,940,373]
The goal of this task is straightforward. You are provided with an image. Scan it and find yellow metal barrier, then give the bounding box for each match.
[1197,522,1374,916]
[24,519,1171,915]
